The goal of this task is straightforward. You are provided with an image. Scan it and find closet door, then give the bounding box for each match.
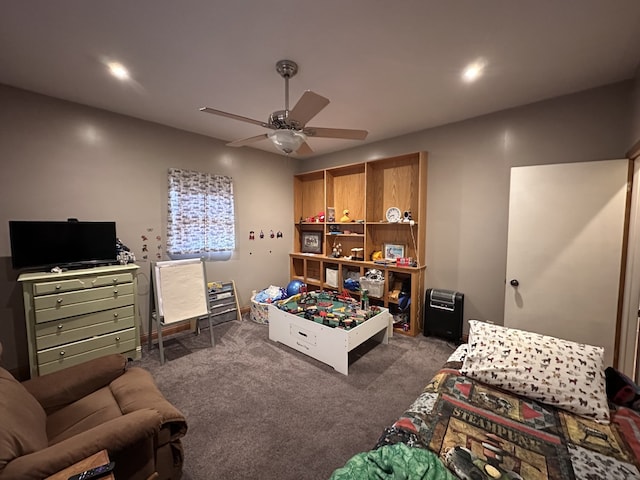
[504,159,630,367]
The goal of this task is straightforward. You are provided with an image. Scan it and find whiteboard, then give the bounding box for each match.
[153,258,209,324]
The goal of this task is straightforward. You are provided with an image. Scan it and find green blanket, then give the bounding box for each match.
[329,443,456,480]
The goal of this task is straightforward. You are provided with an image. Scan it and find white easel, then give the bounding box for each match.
[149,258,214,364]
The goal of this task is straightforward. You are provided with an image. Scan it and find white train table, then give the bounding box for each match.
[268,297,392,375]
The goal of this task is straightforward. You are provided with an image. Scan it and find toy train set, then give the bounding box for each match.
[276,289,382,329]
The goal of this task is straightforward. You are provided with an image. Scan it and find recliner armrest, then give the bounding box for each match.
[110,367,187,441]
[21,354,127,414]
[0,408,161,480]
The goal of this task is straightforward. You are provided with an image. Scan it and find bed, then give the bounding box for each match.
[331,320,640,480]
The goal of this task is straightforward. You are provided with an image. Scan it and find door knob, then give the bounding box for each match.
[510,279,519,287]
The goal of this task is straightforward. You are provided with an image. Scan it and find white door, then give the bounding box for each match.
[504,159,630,367]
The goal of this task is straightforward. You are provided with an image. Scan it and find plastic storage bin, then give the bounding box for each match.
[326,268,339,288]
[359,277,384,298]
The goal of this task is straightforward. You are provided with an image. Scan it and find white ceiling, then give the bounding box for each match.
[2,1,640,157]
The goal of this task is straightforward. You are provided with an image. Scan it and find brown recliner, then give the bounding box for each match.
[0,348,187,480]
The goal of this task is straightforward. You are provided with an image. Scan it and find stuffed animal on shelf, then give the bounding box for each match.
[340,209,351,222]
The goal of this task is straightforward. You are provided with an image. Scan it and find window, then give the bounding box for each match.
[167,168,235,257]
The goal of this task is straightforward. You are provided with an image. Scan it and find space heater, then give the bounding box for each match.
[423,288,464,343]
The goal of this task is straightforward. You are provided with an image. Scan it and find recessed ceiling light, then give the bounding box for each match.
[108,62,130,80]
[462,60,486,83]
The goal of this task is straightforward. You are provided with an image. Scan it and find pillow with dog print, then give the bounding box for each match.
[461,320,610,423]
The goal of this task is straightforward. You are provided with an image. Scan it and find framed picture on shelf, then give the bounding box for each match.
[301,231,323,254]
[383,243,405,260]
[327,207,336,222]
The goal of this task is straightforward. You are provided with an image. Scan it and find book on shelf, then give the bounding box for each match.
[373,259,396,265]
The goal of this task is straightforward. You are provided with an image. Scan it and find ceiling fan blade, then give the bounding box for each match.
[303,127,368,140]
[289,91,330,127]
[296,141,314,155]
[226,134,268,147]
[200,107,271,129]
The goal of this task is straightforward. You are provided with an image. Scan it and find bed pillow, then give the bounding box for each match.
[447,344,468,364]
[460,320,610,423]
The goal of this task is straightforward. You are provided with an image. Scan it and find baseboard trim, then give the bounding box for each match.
[141,306,251,344]
[140,323,192,344]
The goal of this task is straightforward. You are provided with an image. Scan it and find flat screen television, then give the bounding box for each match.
[9,220,118,271]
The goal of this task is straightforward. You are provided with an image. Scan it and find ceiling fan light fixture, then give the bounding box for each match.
[200,59,367,154]
[268,130,306,154]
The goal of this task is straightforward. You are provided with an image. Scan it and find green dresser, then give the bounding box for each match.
[19,264,141,377]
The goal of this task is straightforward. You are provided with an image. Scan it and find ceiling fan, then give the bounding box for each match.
[200,60,368,155]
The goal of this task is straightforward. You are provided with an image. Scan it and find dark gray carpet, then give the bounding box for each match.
[133,316,455,480]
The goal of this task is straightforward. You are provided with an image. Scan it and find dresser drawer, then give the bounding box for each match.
[37,327,136,365]
[33,272,134,295]
[35,306,135,350]
[34,295,134,323]
[34,294,134,323]
[34,278,134,323]
[34,283,134,310]
[38,336,137,376]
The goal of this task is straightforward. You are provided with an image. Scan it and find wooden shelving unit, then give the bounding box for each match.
[291,151,427,336]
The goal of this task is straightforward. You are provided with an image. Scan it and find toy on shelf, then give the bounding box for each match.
[331,241,343,258]
[340,209,351,222]
[344,277,360,291]
[302,212,325,223]
[350,247,364,261]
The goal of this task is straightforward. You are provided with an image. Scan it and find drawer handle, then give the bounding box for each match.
[59,351,65,356]
[113,278,118,282]
[298,331,308,337]
[115,337,121,341]
[113,289,118,294]
[55,284,61,290]
[57,324,63,330]
[56,298,63,304]
[113,312,119,318]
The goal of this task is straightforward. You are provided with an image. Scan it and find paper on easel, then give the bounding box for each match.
[155,259,208,324]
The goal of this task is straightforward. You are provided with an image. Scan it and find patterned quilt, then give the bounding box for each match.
[377,358,640,480]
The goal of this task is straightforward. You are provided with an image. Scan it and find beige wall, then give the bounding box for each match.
[0,85,295,374]
[303,81,634,331]
[0,80,634,374]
